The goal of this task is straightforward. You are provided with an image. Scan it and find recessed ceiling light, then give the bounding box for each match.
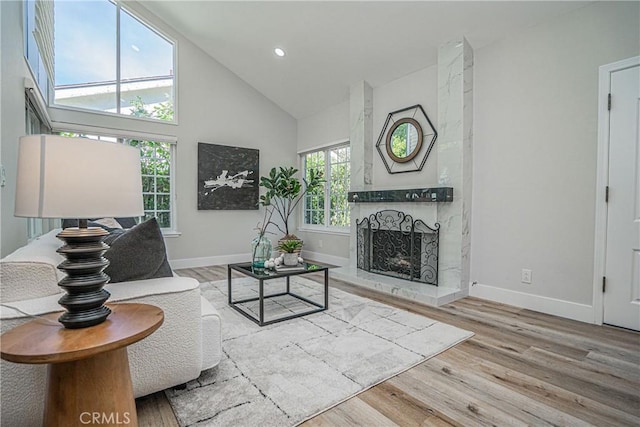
[274,47,286,57]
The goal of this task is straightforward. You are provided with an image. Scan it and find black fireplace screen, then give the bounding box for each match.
[357,210,439,285]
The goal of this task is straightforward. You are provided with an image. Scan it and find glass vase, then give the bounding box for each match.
[251,235,272,268]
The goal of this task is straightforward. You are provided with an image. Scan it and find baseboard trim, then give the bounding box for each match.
[301,251,349,267]
[169,253,250,270]
[469,283,595,324]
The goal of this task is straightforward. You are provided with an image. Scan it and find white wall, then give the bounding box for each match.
[0,1,298,262]
[297,100,349,153]
[471,1,640,309]
[1,1,29,257]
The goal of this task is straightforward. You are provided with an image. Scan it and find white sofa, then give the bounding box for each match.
[0,229,222,426]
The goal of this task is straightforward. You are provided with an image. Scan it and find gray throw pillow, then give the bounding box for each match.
[103,218,173,283]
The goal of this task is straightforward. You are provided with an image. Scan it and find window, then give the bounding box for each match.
[51,0,175,121]
[128,138,173,228]
[302,144,350,230]
[24,0,54,102]
[25,93,52,240]
[58,132,176,231]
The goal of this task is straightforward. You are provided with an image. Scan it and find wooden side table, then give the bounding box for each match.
[1,303,163,427]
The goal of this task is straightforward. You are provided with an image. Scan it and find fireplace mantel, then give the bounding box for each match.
[348,187,453,203]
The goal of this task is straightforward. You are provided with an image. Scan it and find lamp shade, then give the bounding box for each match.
[15,134,144,219]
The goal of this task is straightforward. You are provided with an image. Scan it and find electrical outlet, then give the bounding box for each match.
[318,239,323,249]
[521,269,532,284]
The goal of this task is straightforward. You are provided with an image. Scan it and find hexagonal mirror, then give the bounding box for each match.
[376,104,437,174]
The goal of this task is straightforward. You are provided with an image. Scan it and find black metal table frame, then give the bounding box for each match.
[227,263,329,326]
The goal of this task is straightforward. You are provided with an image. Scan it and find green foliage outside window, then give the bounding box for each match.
[391,123,408,157]
[303,145,350,228]
[304,151,325,226]
[127,96,173,228]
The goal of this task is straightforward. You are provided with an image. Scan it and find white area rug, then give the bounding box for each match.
[166,276,473,426]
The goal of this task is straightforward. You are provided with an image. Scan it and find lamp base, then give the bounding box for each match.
[56,226,111,329]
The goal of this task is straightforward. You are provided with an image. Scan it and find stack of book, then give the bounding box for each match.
[275,263,305,272]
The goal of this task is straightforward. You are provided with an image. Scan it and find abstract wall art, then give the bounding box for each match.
[197,143,259,210]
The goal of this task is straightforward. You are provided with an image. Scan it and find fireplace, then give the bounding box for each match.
[357,210,439,285]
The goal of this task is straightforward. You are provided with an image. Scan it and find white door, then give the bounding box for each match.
[603,63,640,330]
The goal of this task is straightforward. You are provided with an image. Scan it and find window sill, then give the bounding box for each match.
[162,230,182,238]
[297,226,349,236]
[50,104,178,127]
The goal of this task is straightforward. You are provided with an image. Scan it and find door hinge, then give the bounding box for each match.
[608,93,611,111]
[602,276,606,293]
[605,186,609,203]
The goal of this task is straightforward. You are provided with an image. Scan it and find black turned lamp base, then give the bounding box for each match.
[58,305,112,329]
[56,223,112,329]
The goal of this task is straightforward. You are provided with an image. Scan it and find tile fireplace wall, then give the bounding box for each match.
[336,37,473,306]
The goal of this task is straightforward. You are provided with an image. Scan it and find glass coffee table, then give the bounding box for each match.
[227,262,329,326]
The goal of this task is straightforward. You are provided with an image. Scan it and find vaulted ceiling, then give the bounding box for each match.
[139,1,592,119]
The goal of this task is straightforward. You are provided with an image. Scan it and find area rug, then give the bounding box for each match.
[166,276,473,426]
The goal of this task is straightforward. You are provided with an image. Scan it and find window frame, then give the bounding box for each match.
[299,141,351,235]
[24,0,54,108]
[44,0,178,124]
[54,128,179,236]
[25,90,52,241]
[132,138,176,232]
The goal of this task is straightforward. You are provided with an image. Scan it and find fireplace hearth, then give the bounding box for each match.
[357,210,439,286]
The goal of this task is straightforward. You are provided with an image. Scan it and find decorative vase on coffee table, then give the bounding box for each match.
[251,235,272,268]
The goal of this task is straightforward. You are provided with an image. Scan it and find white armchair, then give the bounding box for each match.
[0,230,221,426]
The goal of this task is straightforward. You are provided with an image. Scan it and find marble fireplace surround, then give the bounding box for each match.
[333,196,465,306]
[333,38,473,307]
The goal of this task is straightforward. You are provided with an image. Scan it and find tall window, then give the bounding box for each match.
[58,132,176,231]
[24,0,54,102]
[25,93,52,240]
[302,144,350,229]
[128,139,173,228]
[51,0,175,121]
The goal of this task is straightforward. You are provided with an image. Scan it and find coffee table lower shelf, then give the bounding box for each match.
[227,263,329,326]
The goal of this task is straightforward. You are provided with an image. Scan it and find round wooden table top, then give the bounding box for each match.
[0,303,163,364]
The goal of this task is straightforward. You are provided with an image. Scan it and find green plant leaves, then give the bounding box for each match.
[258,166,325,234]
[277,239,303,253]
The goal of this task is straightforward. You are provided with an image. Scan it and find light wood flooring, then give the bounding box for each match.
[137,265,640,426]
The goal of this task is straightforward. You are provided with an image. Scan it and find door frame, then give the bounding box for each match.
[593,56,640,325]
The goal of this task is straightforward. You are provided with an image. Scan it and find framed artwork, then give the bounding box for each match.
[197,143,259,210]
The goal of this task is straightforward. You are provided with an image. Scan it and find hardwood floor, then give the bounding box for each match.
[137,265,640,426]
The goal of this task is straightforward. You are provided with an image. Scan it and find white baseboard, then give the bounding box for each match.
[301,250,349,267]
[469,283,595,324]
[169,253,250,270]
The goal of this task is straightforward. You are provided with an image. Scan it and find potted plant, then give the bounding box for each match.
[277,239,303,266]
[259,166,324,248]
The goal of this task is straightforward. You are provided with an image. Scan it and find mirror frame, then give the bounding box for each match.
[385,117,423,163]
[375,104,438,175]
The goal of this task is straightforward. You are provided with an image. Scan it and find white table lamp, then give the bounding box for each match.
[14,134,144,328]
